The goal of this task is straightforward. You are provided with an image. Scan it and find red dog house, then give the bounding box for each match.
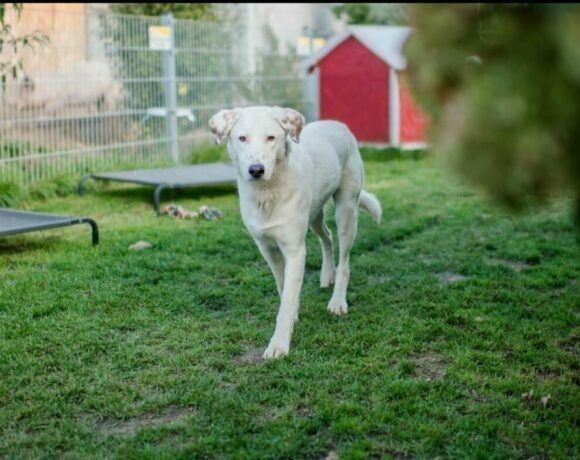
[302,26,429,149]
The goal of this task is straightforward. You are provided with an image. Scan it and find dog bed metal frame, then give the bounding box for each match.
[0,208,99,246]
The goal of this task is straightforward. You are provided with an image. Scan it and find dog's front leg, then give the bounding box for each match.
[256,239,285,298]
[263,243,306,359]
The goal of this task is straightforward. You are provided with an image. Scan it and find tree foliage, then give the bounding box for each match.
[332,3,408,26]
[110,3,218,21]
[406,4,580,224]
[0,3,48,84]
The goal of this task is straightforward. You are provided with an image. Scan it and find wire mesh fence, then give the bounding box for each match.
[0,5,308,186]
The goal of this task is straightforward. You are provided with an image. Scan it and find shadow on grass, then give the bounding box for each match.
[0,234,61,255]
[95,183,237,208]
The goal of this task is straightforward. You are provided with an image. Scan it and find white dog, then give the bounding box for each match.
[209,106,382,359]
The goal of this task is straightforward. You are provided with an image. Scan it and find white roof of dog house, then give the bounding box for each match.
[302,25,413,74]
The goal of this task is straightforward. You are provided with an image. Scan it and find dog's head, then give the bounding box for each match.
[209,106,304,182]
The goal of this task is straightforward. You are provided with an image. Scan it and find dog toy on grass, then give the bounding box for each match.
[161,204,223,221]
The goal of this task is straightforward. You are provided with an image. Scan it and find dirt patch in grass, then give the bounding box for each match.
[486,258,531,272]
[297,405,313,418]
[411,352,447,381]
[235,346,265,365]
[467,388,490,403]
[256,406,284,424]
[558,334,578,357]
[435,272,468,285]
[94,405,195,436]
[256,404,313,425]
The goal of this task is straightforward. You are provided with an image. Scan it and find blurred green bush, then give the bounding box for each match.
[406,4,580,224]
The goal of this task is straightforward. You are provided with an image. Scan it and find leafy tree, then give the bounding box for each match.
[110,3,218,21]
[332,3,408,26]
[405,4,580,225]
[0,3,48,85]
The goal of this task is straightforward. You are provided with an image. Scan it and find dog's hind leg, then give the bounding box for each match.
[311,211,335,288]
[256,239,285,298]
[327,187,359,315]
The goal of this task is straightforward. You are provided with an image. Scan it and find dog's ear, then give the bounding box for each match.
[209,109,240,145]
[272,107,305,143]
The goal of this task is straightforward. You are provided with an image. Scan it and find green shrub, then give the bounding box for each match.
[28,175,80,201]
[359,146,427,162]
[0,141,48,158]
[406,4,580,224]
[0,182,28,207]
[0,175,90,207]
[188,143,229,164]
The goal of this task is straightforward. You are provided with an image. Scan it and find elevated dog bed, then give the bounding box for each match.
[0,208,99,246]
[78,162,236,214]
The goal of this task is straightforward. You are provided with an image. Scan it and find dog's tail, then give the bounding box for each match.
[358,190,382,224]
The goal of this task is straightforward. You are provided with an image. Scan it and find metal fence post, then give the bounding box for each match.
[227,25,235,108]
[162,12,179,164]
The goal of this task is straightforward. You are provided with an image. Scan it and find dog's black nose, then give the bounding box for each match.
[249,163,265,178]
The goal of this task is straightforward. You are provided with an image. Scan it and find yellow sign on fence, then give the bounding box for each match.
[296,36,326,57]
[148,26,172,50]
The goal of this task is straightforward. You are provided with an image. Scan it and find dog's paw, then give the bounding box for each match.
[263,340,289,359]
[327,297,348,316]
[320,268,335,288]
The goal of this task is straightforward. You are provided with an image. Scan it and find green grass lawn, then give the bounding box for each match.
[1,154,578,459]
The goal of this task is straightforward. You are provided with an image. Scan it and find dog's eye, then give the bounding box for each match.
[266,136,275,142]
[238,135,247,142]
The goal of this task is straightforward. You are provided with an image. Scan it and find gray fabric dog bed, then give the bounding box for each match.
[0,208,99,246]
[78,162,236,214]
